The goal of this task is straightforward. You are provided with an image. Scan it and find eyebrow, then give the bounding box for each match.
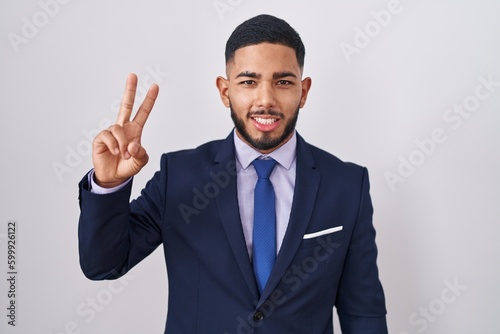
[235,71,260,79]
[273,71,297,79]
[235,71,297,80]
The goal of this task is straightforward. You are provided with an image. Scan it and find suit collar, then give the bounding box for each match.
[233,130,298,171]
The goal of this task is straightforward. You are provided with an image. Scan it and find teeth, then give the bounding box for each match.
[254,117,276,125]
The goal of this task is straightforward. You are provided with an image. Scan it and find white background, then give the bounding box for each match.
[1,0,499,333]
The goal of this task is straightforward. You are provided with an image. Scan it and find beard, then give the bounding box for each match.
[230,101,300,152]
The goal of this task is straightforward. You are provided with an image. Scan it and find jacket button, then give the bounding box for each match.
[253,311,264,322]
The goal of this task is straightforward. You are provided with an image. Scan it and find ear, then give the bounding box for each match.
[216,76,230,108]
[299,77,312,108]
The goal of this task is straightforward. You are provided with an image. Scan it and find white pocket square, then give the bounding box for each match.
[303,226,343,239]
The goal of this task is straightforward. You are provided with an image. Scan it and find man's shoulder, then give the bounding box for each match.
[301,140,370,192]
[300,136,366,173]
[159,136,232,166]
[168,138,225,156]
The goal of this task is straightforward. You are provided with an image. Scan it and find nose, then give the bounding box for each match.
[254,83,277,110]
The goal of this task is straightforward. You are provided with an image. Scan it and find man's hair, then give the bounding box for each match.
[225,14,305,69]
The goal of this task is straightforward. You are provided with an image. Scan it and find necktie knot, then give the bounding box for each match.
[252,158,277,179]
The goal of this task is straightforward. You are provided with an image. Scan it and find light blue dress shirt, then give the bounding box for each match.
[233,130,296,258]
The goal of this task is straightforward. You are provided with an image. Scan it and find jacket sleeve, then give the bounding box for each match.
[78,155,167,280]
[336,168,388,333]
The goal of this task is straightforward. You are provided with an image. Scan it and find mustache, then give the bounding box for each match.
[248,110,284,118]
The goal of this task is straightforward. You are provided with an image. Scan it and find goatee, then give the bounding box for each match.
[230,102,300,152]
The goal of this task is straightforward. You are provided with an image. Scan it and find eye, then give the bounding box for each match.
[277,80,292,85]
[239,80,256,85]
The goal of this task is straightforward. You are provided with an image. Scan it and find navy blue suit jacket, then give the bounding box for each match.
[78,132,387,333]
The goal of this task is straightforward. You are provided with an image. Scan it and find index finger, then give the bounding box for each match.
[116,73,138,126]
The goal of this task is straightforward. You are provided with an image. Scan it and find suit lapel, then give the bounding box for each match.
[212,134,260,300]
[258,134,321,304]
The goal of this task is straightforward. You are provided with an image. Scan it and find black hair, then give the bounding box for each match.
[225,14,305,69]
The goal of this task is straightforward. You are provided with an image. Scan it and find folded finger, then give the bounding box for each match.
[128,142,149,171]
[107,125,131,159]
[94,130,120,156]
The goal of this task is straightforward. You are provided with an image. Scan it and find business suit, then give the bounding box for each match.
[78,132,387,333]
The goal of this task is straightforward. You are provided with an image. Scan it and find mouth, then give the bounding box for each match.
[253,117,278,125]
[250,115,280,132]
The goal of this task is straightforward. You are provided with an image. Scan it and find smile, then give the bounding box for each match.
[253,117,278,125]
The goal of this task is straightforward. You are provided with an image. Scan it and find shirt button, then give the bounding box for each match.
[253,311,264,322]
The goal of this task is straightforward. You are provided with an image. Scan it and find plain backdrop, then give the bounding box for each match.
[1,0,499,333]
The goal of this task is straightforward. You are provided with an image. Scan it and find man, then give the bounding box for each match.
[78,14,387,333]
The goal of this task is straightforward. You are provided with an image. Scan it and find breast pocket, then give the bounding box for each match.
[300,226,344,249]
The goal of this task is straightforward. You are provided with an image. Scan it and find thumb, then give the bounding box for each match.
[128,142,149,168]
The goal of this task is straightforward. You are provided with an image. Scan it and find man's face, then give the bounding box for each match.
[217,43,312,153]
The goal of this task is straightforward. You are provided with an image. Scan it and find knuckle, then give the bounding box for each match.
[107,125,124,137]
[121,101,134,110]
[94,130,108,142]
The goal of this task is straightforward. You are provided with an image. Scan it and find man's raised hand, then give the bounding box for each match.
[92,73,159,188]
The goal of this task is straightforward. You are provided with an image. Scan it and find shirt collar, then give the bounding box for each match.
[233,129,297,170]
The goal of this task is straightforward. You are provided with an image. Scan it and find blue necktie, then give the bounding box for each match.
[252,158,277,293]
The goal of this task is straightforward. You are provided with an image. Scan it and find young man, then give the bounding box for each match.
[78,14,387,333]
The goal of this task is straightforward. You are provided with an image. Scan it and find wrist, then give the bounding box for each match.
[93,173,127,189]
